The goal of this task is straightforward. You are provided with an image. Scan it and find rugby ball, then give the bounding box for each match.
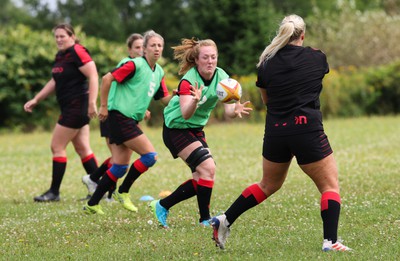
[216,78,242,103]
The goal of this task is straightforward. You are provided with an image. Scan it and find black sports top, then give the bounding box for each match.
[256,45,329,136]
[52,44,92,107]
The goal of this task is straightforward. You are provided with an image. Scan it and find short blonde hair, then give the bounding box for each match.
[143,30,164,47]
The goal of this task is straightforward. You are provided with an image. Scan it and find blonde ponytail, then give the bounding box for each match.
[257,14,306,67]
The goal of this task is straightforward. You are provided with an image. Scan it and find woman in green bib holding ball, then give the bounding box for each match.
[150,38,252,228]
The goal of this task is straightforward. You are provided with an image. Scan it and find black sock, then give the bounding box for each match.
[321,192,341,243]
[50,157,67,194]
[90,158,111,183]
[225,184,267,226]
[118,159,148,194]
[88,173,115,206]
[160,179,197,209]
[82,153,98,174]
[107,184,116,198]
[196,179,214,222]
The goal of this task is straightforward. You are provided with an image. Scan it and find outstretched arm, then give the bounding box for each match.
[223,100,253,119]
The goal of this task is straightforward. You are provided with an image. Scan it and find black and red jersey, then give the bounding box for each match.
[52,44,92,107]
[256,45,329,136]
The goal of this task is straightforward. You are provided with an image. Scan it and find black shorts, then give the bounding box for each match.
[100,118,110,138]
[263,130,333,165]
[58,96,89,129]
[163,124,208,158]
[108,110,143,145]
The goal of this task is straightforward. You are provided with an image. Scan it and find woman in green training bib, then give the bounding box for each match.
[84,30,172,215]
[150,38,252,228]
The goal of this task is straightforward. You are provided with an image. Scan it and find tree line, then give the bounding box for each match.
[1,0,399,131]
[3,0,399,74]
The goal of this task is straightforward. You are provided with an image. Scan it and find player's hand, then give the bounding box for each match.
[190,82,203,102]
[23,99,38,113]
[88,103,98,119]
[144,110,151,121]
[98,105,108,122]
[234,101,252,118]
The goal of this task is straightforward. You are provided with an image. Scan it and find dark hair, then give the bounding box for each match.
[126,33,144,48]
[52,23,79,44]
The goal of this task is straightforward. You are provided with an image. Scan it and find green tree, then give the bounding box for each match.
[58,0,125,41]
[307,3,400,68]
[132,0,194,60]
[0,24,127,131]
[189,0,281,75]
[1,0,39,26]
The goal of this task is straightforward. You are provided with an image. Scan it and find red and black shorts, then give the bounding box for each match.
[262,130,333,165]
[108,110,143,145]
[58,96,89,129]
[163,124,208,158]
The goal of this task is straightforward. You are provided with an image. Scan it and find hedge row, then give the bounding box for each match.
[1,24,399,132]
[321,62,400,118]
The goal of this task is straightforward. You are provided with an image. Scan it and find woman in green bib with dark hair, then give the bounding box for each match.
[150,38,252,228]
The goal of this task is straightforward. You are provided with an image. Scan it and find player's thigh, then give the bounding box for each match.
[51,123,78,155]
[260,157,291,196]
[71,125,92,156]
[123,133,155,155]
[299,154,339,193]
[110,143,133,165]
[177,141,204,160]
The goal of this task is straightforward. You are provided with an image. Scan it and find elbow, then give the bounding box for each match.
[101,74,109,82]
[181,109,193,120]
[182,113,191,120]
[101,72,113,83]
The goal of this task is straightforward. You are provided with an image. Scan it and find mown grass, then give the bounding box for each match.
[0,116,399,260]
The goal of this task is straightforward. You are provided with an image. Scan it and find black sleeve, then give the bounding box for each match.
[256,62,266,89]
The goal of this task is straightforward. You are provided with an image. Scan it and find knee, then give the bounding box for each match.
[185,147,213,173]
[74,145,91,158]
[202,161,216,180]
[109,164,129,178]
[50,144,65,156]
[140,152,158,168]
[258,180,281,197]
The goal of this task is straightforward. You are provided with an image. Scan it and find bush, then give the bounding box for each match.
[0,24,130,131]
[321,60,400,118]
[365,61,400,115]
[1,23,399,132]
[307,6,400,69]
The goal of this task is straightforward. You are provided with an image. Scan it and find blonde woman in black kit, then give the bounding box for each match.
[210,14,352,252]
[24,23,99,202]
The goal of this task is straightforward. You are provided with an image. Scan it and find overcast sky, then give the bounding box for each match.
[12,0,59,11]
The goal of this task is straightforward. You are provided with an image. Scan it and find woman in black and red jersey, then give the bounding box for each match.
[24,23,99,202]
[210,14,352,252]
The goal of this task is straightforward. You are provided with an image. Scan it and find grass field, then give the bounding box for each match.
[0,116,399,260]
